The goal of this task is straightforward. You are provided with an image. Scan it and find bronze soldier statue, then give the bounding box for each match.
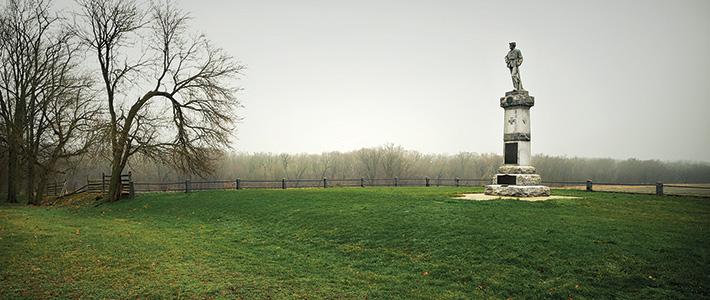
[505,41,524,91]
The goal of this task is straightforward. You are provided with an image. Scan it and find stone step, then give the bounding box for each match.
[484,185,551,197]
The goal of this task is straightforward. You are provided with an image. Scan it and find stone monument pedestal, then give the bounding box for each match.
[485,165,550,197]
[484,90,550,197]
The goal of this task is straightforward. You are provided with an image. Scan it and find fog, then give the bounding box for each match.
[55,0,710,161]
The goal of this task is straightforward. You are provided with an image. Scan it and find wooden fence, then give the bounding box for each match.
[48,175,710,198]
[131,177,493,193]
[45,180,65,196]
[47,173,133,198]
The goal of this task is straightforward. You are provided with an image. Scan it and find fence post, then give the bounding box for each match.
[437,176,441,187]
[586,180,593,192]
[455,177,460,187]
[102,172,106,194]
[425,177,430,187]
[323,177,328,188]
[185,179,191,193]
[282,178,286,189]
[394,177,399,187]
[360,177,365,188]
[236,178,241,190]
[656,182,663,196]
[55,179,59,196]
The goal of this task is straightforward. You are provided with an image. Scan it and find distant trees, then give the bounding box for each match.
[357,147,382,180]
[381,144,417,178]
[51,145,710,192]
[75,0,244,201]
[0,0,98,204]
[79,145,710,184]
[158,146,703,184]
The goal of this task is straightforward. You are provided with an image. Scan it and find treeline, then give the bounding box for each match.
[25,144,709,192]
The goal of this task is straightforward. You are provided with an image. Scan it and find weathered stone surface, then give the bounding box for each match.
[510,141,531,166]
[484,184,551,197]
[501,143,532,167]
[498,165,537,174]
[493,173,542,185]
[505,90,528,97]
[455,193,578,201]
[504,132,530,141]
[500,91,534,108]
[516,174,542,185]
[503,107,530,137]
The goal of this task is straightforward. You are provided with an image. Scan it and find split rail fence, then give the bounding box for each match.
[45,173,134,198]
[47,175,710,198]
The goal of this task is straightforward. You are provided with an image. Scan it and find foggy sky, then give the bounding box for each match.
[56,0,710,161]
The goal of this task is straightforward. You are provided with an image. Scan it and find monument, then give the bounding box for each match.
[484,41,551,197]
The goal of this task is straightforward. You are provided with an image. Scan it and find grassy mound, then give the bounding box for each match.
[43,192,103,207]
[1,187,708,298]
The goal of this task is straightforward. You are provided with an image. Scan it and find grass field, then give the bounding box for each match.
[1,187,709,299]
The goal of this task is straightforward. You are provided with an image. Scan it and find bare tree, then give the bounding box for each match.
[357,147,382,180]
[0,0,96,203]
[76,0,244,201]
[279,153,290,178]
[54,145,710,187]
[312,152,333,179]
[30,73,99,204]
[0,0,30,203]
[381,144,416,178]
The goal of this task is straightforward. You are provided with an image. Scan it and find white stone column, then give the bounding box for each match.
[485,90,549,197]
[499,91,533,166]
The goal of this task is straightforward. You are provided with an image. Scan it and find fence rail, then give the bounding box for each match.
[49,173,134,198]
[664,184,710,189]
[47,175,710,198]
[45,180,66,196]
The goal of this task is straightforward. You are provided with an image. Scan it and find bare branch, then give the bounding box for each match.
[75,0,244,200]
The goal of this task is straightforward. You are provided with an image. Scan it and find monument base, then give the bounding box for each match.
[484,165,550,197]
[484,184,551,197]
[493,173,542,185]
[497,165,537,174]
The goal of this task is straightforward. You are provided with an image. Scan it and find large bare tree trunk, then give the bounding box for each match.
[107,166,122,201]
[107,147,127,201]
[5,102,25,203]
[6,145,19,203]
[32,174,47,205]
[25,156,35,204]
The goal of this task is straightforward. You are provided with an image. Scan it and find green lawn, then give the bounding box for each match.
[1,187,708,299]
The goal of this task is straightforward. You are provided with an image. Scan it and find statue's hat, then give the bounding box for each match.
[509,41,516,44]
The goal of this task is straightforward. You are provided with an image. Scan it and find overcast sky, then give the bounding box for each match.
[57,0,710,162]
